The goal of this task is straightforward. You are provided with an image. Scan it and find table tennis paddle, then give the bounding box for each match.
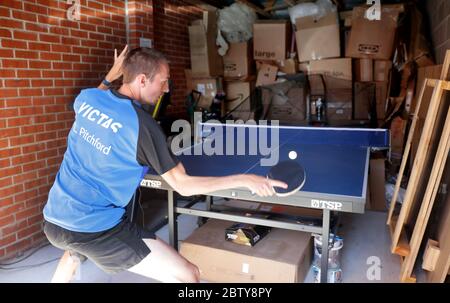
[267,160,306,197]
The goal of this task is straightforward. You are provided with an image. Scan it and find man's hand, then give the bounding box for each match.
[243,174,287,197]
[105,45,128,83]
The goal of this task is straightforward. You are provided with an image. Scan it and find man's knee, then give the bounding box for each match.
[178,262,200,283]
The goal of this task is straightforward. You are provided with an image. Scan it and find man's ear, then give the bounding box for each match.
[136,74,147,87]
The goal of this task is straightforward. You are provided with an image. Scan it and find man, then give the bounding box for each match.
[43,47,287,283]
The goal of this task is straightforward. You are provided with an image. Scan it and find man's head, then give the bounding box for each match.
[121,47,170,104]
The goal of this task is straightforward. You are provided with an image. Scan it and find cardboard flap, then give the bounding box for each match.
[295,12,338,30]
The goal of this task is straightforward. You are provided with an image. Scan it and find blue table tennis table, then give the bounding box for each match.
[140,122,390,283]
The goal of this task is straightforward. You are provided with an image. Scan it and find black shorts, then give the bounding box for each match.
[43,218,156,274]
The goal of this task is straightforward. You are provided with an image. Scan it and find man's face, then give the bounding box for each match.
[141,64,170,105]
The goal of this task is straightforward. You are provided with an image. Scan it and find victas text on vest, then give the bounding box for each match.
[78,102,123,133]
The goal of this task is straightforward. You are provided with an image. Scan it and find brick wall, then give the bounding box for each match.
[0,0,203,260]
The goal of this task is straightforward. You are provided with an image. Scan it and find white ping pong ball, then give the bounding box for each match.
[289,151,297,160]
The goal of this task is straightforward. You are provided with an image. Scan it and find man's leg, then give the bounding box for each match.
[127,237,200,283]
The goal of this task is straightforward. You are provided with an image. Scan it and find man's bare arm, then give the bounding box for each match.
[98,45,128,90]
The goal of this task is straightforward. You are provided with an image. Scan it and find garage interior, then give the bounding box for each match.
[0,0,449,283]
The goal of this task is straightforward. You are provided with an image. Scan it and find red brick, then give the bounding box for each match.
[28,42,51,51]
[17,224,41,240]
[5,238,32,255]
[0,146,20,159]
[0,70,16,78]
[35,131,57,141]
[31,79,53,87]
[42,70,63,78]
[0,89,18,98]
[23,3,49,15]
[22,125,45,135]
[0,201,24,219]
[0,177,12,189]
[21,142,46,154]
[12,171,37,184]
[22,160,46,172]
[0,49,14,57]
[10,134,35,147]
[27,213,43,226]
[14,189,39,204]
[12,11,37,22]
[17,70,40,78]
[19,88,43,97]
[0,127,20,138]
[2,220,28,237]
[25,22,49,33]
[0,214,14,227]
[52,62,72,70]
[0,234,17,247]
[6,98,32,107]
[13,31,38,41]
[4,79,30,87]
[39,33,61,43]
[2,59,28,68]
[0,18,24,30]
[0,108,19,118]
[11,153,37,166]
[34,114,56,123]
[14,50,39,59]
[29,61,51,69]
[40,52,61,61]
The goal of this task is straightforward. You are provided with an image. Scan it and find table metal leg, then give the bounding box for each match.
[321,209,330,283]
[206,196,212,211]
[168,190,178,250]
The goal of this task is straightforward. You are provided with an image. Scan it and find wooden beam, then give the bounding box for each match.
[236,0,271,18]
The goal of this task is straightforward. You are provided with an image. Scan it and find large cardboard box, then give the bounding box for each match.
[308,58,352,104]
[253,21,291,61]
[375,82,389,119]
[180,219,312,283]
[188,11,223,77]
[354,58,373,82]
[354,82,376,120]
[346,6,401,59]
[256,64,278,87]
[223,41,254,80]
[260,80,306,123]
[295,12,340,62]
[187,76,223,109]
[327,102,352,121]
[224,81,255,121]
[373,60,392,82]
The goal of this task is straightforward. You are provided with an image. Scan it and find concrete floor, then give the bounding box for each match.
[0,204,425,283]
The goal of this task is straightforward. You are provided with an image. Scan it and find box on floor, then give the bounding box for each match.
[180,219,312,283]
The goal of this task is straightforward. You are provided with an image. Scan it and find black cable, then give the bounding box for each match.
[0,257,60,271]
[0,243,51,266]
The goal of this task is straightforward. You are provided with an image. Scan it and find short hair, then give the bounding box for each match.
[122,47,168,84]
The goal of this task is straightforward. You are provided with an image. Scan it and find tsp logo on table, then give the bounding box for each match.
[311,199,343,210]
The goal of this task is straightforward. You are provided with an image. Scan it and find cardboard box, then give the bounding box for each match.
[277,58,299,75]
[256,64,278,87]
[375,82,388,119]
[327,102,352,121]
[373,60,392,82]
[224,81,255,121]
[346,6,400,59]
[253,21,291,61]
[223,41,254,80]
[295,12,340,62]
[369,158,386,211]
[354,82,376,120]
[180,219,312,283]
[260,81,306,123]
[187,77,223,109]
[354,58,373,82]
[188,11,223,77]
[308,58,352,105]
